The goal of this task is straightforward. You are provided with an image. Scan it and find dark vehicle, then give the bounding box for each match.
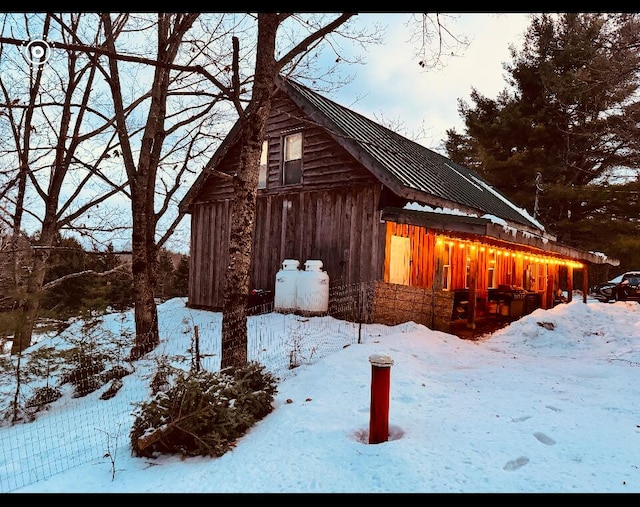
[612,271,640,302]
[591,271,640,303]
[590,275,622,303]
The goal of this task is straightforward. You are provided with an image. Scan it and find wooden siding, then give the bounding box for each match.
[186,85,576,325]
[188,184,385,309]
[383,222,436,288]
[254,185,385,288]
[187,88,389,310]
[188,200,231,309]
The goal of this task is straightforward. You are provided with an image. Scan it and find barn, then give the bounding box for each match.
[178,75,618,332]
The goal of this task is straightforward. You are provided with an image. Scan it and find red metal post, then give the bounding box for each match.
[368,353,394,444]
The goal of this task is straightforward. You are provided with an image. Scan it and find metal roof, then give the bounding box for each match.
[280,76,542,232]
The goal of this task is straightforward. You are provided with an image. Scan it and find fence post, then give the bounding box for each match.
[194,325,200,372]
[368,353,394,444]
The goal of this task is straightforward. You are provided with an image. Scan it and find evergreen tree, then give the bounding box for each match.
[156,248,176,300]
[40,236,92,316]
[445,13,640,272]
[100,243,121,271]
[39,239,134,316]
[101,243,134,312]
[171,254,189,298]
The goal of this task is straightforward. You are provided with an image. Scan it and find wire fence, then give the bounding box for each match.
[0,281,413,492]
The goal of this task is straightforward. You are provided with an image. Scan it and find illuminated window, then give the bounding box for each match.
[389,235,411,285]
[487,249,496,288]
[464,245,471,288]
[258,140,268,189]
[443,243,452,290]
[282,132,302,185]
[537,263,547,291]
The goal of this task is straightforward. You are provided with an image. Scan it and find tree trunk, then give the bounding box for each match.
[129,212,159,359]
[11,297,40,355]
[220,118,267,368]
[220,14,279,369]
[128,98,163,360]
[103,13,198,359]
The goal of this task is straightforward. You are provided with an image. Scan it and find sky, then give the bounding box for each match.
[331,12,532,154]
[3,291,640,493]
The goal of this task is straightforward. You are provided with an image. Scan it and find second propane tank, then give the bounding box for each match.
[296,259,329,316]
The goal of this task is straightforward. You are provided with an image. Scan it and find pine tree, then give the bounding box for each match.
[98,243,134,312]
[445,13,640,271]
[40,236,92,316]
[171,255,189,298]
[156,248,176,300]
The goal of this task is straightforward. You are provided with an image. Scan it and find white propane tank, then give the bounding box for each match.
[296,259,329,316]
[274,259,300,313]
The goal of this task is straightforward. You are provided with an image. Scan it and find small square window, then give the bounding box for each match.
[282,132,302,185]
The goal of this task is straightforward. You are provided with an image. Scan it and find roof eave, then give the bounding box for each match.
[178,119,242,214]
[381,207,619,266]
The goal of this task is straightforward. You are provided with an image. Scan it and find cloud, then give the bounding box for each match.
[334,13,531,152]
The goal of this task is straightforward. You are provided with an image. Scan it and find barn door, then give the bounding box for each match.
[389,235,411,285]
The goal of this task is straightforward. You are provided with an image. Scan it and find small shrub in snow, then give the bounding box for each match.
[25,386,63,411]
[130,361,278,458]
[100,379,123,400]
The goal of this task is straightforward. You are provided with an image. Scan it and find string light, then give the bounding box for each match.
[432,235,583,270]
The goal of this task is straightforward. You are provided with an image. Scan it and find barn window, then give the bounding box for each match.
[536,263,547,291]
[282,131,302,185]
[487,248,496,288]
[442,242,452,290]
[258,140,268,189]
[464,245,471,288]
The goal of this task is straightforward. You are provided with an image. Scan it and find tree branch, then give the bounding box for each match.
[42,262,131,291]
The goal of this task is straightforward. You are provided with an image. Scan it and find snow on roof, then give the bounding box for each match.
[402,201,544,240]
[468,174,546,230]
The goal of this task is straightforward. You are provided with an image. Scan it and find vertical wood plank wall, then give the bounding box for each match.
[382,222,568,305]
[187,87,386,310]
[188,184,385,309]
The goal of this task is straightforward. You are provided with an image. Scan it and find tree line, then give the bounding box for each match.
[0,232,188,320]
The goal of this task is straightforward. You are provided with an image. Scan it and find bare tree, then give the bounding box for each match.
[92,12,374,361]
[97,13,240,358]
[1,13,241,357]
[219,13,360,367]
[0,13,129,354]
[405,13,470,70]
